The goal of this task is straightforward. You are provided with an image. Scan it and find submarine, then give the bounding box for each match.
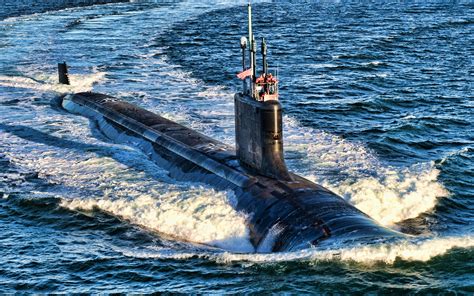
[59,4,402,252]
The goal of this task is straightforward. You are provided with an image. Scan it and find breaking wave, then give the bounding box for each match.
[283,117,449,227]
[61,189,253,253]
[116,235,474,265]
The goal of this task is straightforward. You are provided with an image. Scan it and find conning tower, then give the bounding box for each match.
[235,4,291,181]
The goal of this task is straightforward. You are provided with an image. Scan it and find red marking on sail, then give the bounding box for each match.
[237,68,252,79]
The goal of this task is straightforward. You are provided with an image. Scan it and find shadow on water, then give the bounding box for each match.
[0,120,173,184]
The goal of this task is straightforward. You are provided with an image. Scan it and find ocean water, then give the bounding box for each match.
[0,0,473,293]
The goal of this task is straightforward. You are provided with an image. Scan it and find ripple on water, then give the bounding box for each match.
[0,0,473,293]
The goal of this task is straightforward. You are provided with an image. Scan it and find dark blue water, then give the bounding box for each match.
[0,0,473,293]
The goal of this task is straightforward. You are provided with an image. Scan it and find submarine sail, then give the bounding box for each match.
[59,4,403,252]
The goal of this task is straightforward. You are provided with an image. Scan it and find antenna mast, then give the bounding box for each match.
[248,4,256,99]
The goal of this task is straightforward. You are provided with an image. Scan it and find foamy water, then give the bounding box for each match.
[1,1,473,292]
[283,117,449,227]
[0,72,106,94]
[61,190,253,252]
[116,235,474,265]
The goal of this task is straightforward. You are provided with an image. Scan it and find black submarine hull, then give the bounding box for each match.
[62,92,401,252]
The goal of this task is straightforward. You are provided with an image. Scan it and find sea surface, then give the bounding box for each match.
[0,0,473,293]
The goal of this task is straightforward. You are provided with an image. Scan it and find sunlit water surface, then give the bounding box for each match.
[0,0,473,293]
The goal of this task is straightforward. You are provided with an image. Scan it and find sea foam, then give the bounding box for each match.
[283,116,449,227]
[0,72,106,94]
[116,235,474,265]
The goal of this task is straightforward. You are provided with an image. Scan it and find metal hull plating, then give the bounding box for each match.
[62,92,401,252]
